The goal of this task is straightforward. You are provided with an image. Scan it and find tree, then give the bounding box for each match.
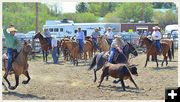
[104,3,153,23]
[76,2,88,13]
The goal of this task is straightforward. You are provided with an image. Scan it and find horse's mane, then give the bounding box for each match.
[145,37,152,44]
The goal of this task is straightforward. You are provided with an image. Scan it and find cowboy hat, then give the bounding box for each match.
[114,35,122,38]
[7,27,18,32]
[153,26,160,30]
[107,27,112,30]
[94,27,99,30]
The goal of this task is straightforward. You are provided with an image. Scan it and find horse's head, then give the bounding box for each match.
[128,64,138,76]
[33,31,42,39]
[22,41,33,55]
[124,42,138,56]
[139,36,152,47]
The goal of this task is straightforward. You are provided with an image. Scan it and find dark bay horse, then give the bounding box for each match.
[98,63,139,91]
[139,36,171,67]
[3,41,32,90]
[88,42,138,82]
[33,32,51,62]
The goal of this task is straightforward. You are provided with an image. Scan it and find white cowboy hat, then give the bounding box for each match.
[7,27,18,32]
[153,26,160,30]
[114,35,122,38]
[107,27,112,30]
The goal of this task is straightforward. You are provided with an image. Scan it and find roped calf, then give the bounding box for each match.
[98,63,139,91]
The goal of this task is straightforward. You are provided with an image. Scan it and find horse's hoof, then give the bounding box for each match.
[22,81,28,84]
[9,86,16,90]
[113,80,119,84]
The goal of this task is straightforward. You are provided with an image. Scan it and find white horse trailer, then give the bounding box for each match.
[43,20,120,39]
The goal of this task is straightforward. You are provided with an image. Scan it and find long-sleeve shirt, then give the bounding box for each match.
[105,31,114,39]
[76,31,85,40]
[44,30,51,38]
[3,27,18,49]
[92,31,100,38]
[111,39,124,49]
[51,38,57,48]
[152,31,161,40]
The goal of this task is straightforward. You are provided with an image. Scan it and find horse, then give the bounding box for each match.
[60,39,79,66]
[97,36,110,52]
[85,36,99,55]
[3,41,32,90]
[161,39,174,61]
[97,63,139,91]
[139,36,170,67]
[33,32,51,62]
[88,42,138,82]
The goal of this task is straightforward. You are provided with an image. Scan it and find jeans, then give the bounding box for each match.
[92,38,99,50]
[108,48,116,63]
[77,39,84,53]
[107,39,113,45]
[52,47,58,64]
[7,48,17,72]
[46,37,52,46]
[154,40,161,52]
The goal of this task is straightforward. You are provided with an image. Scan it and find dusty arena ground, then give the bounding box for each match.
[2,50,178,100]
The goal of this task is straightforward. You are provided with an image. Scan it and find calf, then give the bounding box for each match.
[98,63,139,91]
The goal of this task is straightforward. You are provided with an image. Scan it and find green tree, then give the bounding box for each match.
[104,3,153,23]
[76,2,88,13]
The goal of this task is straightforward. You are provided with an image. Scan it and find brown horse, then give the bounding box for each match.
[139,36,170,67]
[3,41,32,90]
[161,39,174,61]
[33,32,51,62]
[61,39,79,65]
[85,36,98,55]
[97,63,139,91]
[97,36,110,52]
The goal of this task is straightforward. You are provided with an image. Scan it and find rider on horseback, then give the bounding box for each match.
[91,28,100,50]
[76,27,85,53]
[105,27,114,45]
[3,25,19,74]
[152,26,161,54]
[44,28,52,46]
[108,35,125,63]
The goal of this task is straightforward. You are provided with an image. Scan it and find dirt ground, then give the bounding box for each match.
[2,50,178,100]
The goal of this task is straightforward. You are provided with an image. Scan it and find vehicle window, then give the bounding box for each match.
[54,28,59,32]
[60,28,63,32]
[49,28,53,32]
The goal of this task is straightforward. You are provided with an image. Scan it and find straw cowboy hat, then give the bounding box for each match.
[153,26,160,30]
[7,27,18,32]
[94,27,99,30]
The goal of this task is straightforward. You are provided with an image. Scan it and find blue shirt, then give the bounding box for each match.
[76,31,85,40]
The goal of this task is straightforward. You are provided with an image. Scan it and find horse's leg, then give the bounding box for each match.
[144,55,149,67]
[46,51,48,63]
[120,79,126,91]
[161,56,165,66]
[165,55,168,66]
[22,71,31,84]
[106,76,109,81]
[129,77,139,89]
[97,71,107,87]
[43,51,45,62]
[155,55,159,67]
[93,69,97,83]
[2,82,8,91]
[9,74,19,90]
[3,72,11,88]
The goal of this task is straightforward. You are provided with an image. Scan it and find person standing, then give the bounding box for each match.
[44,28,52,46]
[105,27,114,45]
[76,27,85,53]
[3,25,19,74]
[91,28,100,50]
[51,37,58,64]
[151,26,162,54]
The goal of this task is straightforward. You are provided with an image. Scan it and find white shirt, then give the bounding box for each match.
[51,38,57,48]
[105,31,114,39]
[152,31,161,40]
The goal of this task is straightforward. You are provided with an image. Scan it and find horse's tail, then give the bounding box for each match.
[88,54,97,70]
[171,41,174,59]
[168,48,172,61]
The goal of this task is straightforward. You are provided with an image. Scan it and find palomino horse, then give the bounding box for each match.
[139,36,170,67]
[88,42,138,82]
[33,32,51,62]
[3,41,32,90]
[97,36,110,52]
[85,36,99,55]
